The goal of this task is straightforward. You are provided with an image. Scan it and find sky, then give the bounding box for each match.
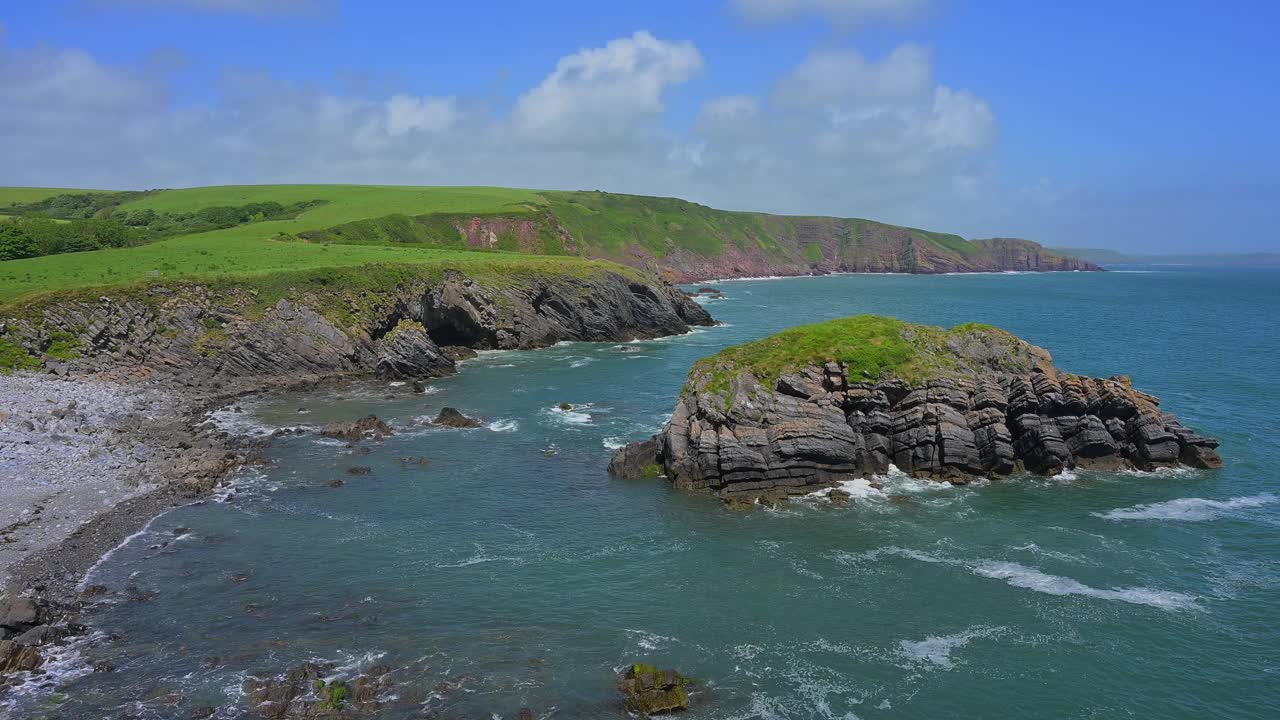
[2,0,1277,253]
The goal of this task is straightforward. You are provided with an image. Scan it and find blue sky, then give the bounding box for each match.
[2,0,1277,253]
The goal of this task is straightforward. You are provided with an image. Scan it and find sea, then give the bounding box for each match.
[9,267,1279,719]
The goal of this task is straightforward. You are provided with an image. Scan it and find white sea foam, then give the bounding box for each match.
[486,419,519,432]
[1097,494,1276,522]
[602,436,626,450]
[206,403,277,437]
[545,404,592,425]
[972,560,1198,610]
[1010,542,1093,565]
[388,381,406,387]
[434,543,521,568]
[624,628,677,651]
[860,547,1197,610]
[898,625,1007,670]
[1118,465,1196,477]
[568,357,595,368]
[0,629,106,714]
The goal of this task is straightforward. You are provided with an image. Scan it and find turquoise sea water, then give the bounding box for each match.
[18,268,1280,718]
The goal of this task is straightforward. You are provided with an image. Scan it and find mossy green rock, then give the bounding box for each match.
[617,663,690,715]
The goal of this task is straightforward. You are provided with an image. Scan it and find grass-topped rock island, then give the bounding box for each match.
[610,316,1222,505]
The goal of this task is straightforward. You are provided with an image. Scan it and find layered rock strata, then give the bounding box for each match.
[611,318,1221,501]
[1,268,713,389]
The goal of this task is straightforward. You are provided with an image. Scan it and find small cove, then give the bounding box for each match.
[18,268,1279,719]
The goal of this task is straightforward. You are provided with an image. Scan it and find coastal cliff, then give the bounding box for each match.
[610,316,1220,502]
[0,264,712,388]
[299,192,1101,282]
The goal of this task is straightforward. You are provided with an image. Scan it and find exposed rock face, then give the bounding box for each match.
[1,268,713,390]
[639,226,1099,282]
[319,415,394,442]
[433,407,481,428]
[611,319,1221,501]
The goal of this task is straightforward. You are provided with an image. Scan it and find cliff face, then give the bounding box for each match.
[298,192,1100,283]
[0,268,713,390]
[610,318,1219,502]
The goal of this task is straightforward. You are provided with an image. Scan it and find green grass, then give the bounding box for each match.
[0,337,41,373]
[0,184,1082,308]
[691,315,1029,396]
[119,184,541,223]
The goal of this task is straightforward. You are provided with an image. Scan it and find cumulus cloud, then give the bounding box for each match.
[90,0,333,16]
[730,0,929,26]
[0,31,1007,234]
[688,43,997,224]
[511,31,702,146]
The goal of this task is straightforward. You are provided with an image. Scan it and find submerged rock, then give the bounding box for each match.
[611,315,1221,503]
[242,661,393,718]
[433,407,482,428]
[617,663,690,715]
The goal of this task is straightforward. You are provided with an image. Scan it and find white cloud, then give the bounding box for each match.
[773,44,932,106]
[730,0,929,25]
[0,32,1007,235]
[511,31,703,146]
[384,95,458,136]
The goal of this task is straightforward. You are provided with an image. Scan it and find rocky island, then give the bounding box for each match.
[610,316,1221,503]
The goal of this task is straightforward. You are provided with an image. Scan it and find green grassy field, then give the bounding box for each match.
[0,183,1075,309]
[0,185,560,306]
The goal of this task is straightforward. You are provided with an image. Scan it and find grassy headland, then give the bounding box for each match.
[0,184,1092,308]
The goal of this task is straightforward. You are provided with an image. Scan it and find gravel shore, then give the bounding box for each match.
[1,372,253,688]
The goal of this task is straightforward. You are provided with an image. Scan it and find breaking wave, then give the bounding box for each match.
[1097,494,1276,522]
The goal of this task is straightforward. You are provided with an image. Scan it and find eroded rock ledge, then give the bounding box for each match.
[610,316,1220,501]
[1,267,713,388]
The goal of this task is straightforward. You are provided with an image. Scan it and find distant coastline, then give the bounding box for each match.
[1051,247,1280,267]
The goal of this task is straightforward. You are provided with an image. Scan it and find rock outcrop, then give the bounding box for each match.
[617,663,690,715]
[432,407,481,428]
[611,316,1221,501]
[319,415,394,442]
[0,267,713,390]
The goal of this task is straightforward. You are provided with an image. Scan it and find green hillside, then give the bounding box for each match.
[0,184,1092,307]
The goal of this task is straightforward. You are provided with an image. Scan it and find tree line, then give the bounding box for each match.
[0,193,326,261]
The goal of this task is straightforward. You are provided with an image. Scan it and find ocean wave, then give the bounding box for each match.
[1096,493,1276,522]
[856,546,1197,610]
[568,357,595,368]
[486,419,519,432]
[602,437,626,450]
[971,560,1198,610]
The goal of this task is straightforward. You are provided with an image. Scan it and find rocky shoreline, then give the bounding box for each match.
[611,316,1222,505]
[0,266,714,703]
